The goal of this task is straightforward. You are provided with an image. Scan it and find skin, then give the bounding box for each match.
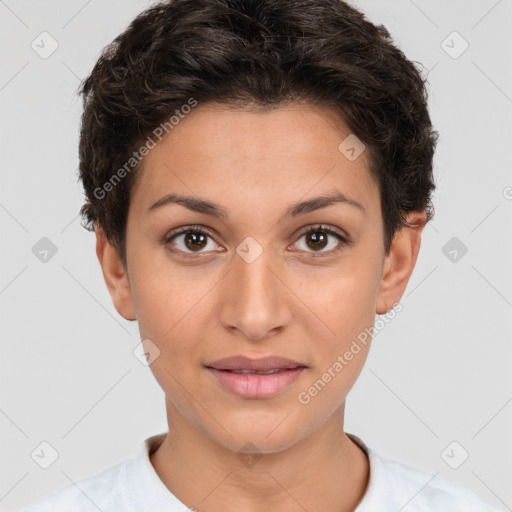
[96,102,426,512]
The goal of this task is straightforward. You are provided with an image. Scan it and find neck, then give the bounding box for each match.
[150,398,370,512]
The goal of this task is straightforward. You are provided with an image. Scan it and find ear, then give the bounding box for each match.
[95,226,136,321]
[376,211,427,315]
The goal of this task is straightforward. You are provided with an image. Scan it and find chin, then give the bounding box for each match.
[206,415,309,455]
[220,434,302,456]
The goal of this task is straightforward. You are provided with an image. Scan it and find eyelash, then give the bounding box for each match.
[163,224,350,259]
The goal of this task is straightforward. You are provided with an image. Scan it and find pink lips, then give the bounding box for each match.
[205,355,307,399]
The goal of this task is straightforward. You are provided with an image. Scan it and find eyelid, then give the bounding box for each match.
[294,223,350,244]
[163,224,217,242]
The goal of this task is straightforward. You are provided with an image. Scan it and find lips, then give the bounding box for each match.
[204,355,307,399]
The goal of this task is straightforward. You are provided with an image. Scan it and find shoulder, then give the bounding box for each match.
[23,458,136,512]
[348,434,503,512]
[370,450,503,511]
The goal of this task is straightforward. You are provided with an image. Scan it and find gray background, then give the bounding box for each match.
[1,0,511,510]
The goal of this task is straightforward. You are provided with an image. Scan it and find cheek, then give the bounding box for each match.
[131,268,211,398]
[297,275,375,412]
[301,256,380,332]
[296,253,381,376]
[129,249,215,339]
[129,266,223,406]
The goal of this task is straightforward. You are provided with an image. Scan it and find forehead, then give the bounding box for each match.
[130,102,380,221]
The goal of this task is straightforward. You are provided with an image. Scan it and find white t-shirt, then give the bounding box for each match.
[23,432,503,512]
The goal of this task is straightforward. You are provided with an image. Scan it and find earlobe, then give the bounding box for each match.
[95,226,137,321]
[376,211,427,315]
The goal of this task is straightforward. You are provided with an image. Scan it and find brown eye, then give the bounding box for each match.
[183,232,208,251]
[305,231,329,251]
[294,225,349,255]
[165,227,220,254]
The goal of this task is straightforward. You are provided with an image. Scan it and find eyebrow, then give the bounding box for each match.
[147,190,366,218]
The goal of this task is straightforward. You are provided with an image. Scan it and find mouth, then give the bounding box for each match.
[204,355,308,399]
[214,368,298,374]
[205,355,307,372]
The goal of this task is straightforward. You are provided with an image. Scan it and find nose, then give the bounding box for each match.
[217,245,292,342]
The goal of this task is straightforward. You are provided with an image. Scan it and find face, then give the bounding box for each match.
[97,102,425,454]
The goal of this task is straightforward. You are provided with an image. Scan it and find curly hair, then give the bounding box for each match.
[78,0,439,265]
